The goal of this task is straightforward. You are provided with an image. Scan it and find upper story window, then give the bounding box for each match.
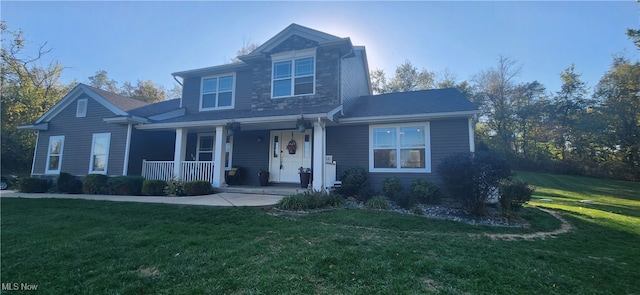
[200,74,235,111]
[271,48,316,98]
[76,98,88,117]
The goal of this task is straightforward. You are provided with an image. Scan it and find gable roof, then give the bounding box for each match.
[340,88,479,123]
[29,83,148,126]
[241,23,352,59]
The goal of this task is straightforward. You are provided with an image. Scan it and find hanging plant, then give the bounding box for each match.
[226,121,241,136]
[296,115,312,132]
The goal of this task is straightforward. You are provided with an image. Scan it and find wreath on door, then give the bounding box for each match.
[286,139,297,154]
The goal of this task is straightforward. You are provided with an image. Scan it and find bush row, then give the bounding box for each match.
[17,173,213,197]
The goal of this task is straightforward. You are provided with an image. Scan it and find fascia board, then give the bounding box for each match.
[172,62,247,78]
[103,116,149,124]
[17,122,49,131]
[339,110,480,124]
[135,113,328,130]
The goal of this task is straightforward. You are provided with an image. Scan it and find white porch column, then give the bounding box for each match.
[312,119,326,191]
[212,126,227,187]
[173,128,187,179]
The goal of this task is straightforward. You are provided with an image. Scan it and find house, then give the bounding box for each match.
[21,24,479,191]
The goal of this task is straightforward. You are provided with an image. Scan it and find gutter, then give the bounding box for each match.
[338,110,481,124]
[103,116,149,124]
[135,113,329,130]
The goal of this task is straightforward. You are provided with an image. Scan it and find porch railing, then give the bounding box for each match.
[180,161,215,183]
[142,160,174,181]
[141,160,215,183]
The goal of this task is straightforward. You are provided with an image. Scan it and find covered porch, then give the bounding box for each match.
[136,114,337,191]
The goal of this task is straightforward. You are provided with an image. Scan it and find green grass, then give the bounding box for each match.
[516,171,640,235]
[2,172,639,294]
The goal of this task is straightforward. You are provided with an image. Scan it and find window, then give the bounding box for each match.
[370,123,431,172]
[76,98,87,117]
[89,133,111,174]
[45,136,65,174]
[196,134,214,161]
[196,134,233,169]
[200,74,234,110]
[272,50,315,98]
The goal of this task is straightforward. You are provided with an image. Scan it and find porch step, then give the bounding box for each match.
[217,185,305,196]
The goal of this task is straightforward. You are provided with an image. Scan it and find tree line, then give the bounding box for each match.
[373,31,639,181]
[2,22,638,181]
[1,23,177,174]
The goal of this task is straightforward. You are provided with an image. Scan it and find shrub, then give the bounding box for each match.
[183,181,212,196]
[56,172,82,194]
[105,176,144,196]
[277,194,308,211]
[164,178,185,196]
[411,206,424,215]
[391,192,415,209]
[437,151,512,216]
[382,177,404,198]
[338,167,370,200]
[365,195,389,210]
[409,179,441,205]
[324,192,344,208]
[83,174,108,194]
[142,180,168,196]
[499,181,534,211]
[18,177,51,193]
[277,191,343,211]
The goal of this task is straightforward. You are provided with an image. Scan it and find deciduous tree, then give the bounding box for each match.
[1,22,67,173]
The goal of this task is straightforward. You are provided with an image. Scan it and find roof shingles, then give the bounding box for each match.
[343,88,478,118]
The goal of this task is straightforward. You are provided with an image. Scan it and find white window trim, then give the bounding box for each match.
[271,48,316,99]
[369,122,431,173]
[76,98,88,117]
[196,133,233,170]
[45,135,65,174]
[199,73,236,111]
[196,133,215,161]
[89,133,111,174]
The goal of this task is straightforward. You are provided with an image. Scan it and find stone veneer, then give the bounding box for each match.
[250,35,341,111]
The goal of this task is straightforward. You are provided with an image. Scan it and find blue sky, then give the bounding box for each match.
[2,1,638,98]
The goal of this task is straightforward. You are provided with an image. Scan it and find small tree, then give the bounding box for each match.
[437,151,512,215]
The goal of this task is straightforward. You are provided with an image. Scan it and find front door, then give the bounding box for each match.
[270,130,312,183]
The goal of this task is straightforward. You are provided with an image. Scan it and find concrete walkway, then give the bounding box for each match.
[0,190,284,207]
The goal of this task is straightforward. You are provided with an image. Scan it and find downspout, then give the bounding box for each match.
[173,74,183,108]
[123,123,133,175]
[30,131,40,176]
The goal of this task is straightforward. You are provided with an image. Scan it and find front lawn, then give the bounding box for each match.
[1,172,638,294]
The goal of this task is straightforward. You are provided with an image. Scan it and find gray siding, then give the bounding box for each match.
[182,69,254,115]
[227,130,270,185]
[249,45,341,111]
[181,77,200,114]
[326,118,471,191]
[33,94,129,176]
[341,48,371,106]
